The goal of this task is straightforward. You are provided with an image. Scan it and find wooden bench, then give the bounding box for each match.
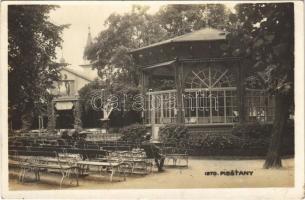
[99,150,152,175]
[9,151,80,188]
[9,146,109,161]
[162,146,189,167]
[76,160,130,182]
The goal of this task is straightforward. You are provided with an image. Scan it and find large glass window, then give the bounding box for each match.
[184,89,238,124]
[184,66,238,124]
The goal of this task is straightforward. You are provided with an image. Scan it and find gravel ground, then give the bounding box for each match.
[9,157,294,190]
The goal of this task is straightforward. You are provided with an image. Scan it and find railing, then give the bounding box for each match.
[144,88,274,125]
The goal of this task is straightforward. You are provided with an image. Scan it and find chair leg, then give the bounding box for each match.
[75,168,79,186]
[60,171,67,189]
[21,168,27,182]
[34,170,38,181]
[37,170,40,181]
[110,168,115,182]
[18,168,24,182]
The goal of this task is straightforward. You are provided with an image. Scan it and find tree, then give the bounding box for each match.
[84,5,167,86]
[226,3,294,168]
[156,4,231,37]
[78,79,142,128]
[85,4,232,87]
[8,5,68,130]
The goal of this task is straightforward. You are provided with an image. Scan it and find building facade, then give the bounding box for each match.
[48,28,99,131]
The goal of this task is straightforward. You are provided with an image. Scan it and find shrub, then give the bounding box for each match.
[231,122,272,139]
[191,133,243,149]
[159,124,189,148]
[186,121,294,156]
[119,124,150,144]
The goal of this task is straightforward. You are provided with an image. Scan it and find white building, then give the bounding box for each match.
[48,28,99,130]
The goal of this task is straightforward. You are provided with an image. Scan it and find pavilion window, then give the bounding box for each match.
[144,90,177,124]
[245,89,274,123]
[183,65,238,125]
[244,75,275,123]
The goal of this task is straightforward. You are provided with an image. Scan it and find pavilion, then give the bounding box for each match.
[130,28,274,139]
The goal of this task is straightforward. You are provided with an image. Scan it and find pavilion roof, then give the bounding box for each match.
[130,28,227,53]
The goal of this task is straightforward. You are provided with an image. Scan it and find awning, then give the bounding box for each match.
[55,102,74,110]
[142,60,176,70]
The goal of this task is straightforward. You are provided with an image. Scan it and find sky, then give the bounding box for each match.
[49,3,236,66]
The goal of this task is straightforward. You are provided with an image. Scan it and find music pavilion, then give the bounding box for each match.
[130,28,274,139]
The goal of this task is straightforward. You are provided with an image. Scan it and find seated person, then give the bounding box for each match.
[141,134,165,172]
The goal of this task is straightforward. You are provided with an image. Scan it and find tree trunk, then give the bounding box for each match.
[73,101,82,132]
[47,100,56,132]
[21,111,33,131]
[263,94,290,169]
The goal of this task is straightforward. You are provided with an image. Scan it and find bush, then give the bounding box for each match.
[119,124,150,144]
[186,121,294,156]
[159,124,189,148]
[231,122,272,139]
[191,133,243,149]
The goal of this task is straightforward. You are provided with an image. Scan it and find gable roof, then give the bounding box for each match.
[62,65,98,82]
[130,28,227,53]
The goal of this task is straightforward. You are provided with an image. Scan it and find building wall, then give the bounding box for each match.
[50,69,91,96]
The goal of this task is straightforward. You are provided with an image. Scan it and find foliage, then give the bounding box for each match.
[224,3,294,168]
[78,79,141,114]
[78,79,142,127]
[159,122,294,156]
[78,79,106,113]
[159,124,189,148]
[119,124,150,144]
[84,4,232,87]
[156,4,230,37]
[231,123,272,139]
[8,5,68,129]
[84,5,168,85]
[150,78,175,90]
[192,133,248,149]
[226,3,294,96]
[188,130,293,156]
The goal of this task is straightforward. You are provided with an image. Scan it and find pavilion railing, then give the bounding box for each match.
[144,88,274,125]
[144,90,177,124]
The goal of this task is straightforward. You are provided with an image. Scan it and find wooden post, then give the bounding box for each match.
[237,60,245,124]
[174,60,185,124]
[141,71,148,94]
[47,100,56,132]
[141,70,151,124]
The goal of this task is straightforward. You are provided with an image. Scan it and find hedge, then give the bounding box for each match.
[159,124,189,147]
[118,124,150,144]
[159,122,294,156]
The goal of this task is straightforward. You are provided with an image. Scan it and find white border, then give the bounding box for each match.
[1,1,304,199]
